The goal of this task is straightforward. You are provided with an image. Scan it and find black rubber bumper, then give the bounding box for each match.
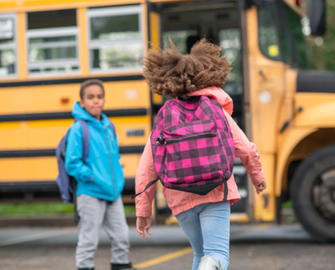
[297,70,335,94]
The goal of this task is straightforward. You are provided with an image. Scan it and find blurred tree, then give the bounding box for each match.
[306,0,335,70]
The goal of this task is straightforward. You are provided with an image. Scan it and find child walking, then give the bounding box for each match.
[65,79,134,270]
[135,40,266,270]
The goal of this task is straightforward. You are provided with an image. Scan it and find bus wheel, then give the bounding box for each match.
[290,145,335,242]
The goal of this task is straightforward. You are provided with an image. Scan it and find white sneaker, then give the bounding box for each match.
[197,255,223,270]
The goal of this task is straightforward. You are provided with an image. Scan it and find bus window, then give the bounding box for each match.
[87,5,143,73]
[219,28,243,128]
[0,14,17,78]
[27,9,79,76]
[163,30,199,54]
[219,29,242,84]
[280,2,308,69]
[257,4,281,61]
[258,3,308,69]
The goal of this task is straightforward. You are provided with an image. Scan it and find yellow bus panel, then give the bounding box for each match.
[120,154,142,178]
[0,80,149,115]
[0,157,58,181]
[0,116,150,151]
[0,0,146,12]
[0,153,141,182]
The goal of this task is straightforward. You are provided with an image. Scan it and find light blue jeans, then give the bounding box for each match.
[176,201,230,270]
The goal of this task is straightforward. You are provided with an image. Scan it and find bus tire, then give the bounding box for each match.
[290,145,335,242]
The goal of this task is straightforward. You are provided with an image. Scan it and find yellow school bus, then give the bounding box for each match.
[0,0,152,204]
[0,0,334,241]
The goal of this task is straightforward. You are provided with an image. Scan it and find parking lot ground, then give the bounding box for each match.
[0,224,334,270]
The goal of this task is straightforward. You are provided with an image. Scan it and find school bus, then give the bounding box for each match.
[0,0,334,241]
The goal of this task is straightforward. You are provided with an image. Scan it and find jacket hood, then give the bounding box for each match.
[188,87,234,115]
[71,101,109,127]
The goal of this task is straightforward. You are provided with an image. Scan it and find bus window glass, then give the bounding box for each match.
[0,14,17,78]
[258,3,308,68]
[27,10,79,76]
[257,4,281,61]
[162,30,199,55]
[282,3,308,68]
[90,14,139,40]
[219,29,242,83]
[88,5,143,72]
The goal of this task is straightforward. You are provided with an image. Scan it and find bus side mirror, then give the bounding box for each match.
[308,0,326,35]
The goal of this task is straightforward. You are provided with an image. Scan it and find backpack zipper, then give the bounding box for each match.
[103,125,117,199]
[163,133,216,145]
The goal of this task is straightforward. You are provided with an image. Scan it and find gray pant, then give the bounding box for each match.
[76,194,130,269]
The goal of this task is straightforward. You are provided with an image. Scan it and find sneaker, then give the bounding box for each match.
[197,255,223,270]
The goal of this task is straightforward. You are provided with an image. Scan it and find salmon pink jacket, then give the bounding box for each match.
[135,87,264,217]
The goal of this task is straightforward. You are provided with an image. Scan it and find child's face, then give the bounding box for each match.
[79,84,105,120]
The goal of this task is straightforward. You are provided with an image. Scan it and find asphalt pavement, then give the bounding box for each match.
[0,224,334,270]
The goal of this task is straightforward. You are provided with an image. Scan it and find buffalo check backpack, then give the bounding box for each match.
[133,95,235,200]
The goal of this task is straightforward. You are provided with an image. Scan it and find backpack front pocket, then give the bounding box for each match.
[163,131,224,186]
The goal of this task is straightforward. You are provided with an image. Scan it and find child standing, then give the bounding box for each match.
[135,40,266,270]
[65,79,134,270]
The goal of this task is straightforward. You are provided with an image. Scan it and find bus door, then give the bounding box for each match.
[148,0,250,223]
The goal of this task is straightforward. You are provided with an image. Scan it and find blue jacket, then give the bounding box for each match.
[65,102,124,201]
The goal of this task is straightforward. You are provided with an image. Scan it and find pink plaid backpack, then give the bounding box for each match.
[133,95,235,200]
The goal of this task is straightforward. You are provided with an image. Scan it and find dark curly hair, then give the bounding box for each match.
[142,39,231,98]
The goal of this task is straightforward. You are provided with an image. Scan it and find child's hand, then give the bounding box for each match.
[136,217,152,240]
[255,179,267,194]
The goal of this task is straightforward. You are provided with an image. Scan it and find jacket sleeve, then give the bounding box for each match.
[65,122,93,183]
[224,111,264,186]
[135,136,158,218]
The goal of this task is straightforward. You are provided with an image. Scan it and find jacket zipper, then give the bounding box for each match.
[103,125,117,199]
[164,133,216,145]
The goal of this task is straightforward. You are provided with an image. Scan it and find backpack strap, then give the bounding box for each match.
[108,120,116,137]
[131,178,159,199]
[76,119,90,161]
[223,181,228,202]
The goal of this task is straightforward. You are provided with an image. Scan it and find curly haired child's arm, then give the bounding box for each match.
[135,137,158,218]
[223,111,266,192]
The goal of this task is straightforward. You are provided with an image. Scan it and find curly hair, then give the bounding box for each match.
[142,39,231,98]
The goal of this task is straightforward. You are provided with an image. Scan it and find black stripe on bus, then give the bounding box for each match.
[0,108,147,122]
[0,146,145,158]
[0,181,60,192]
[0,75,144,88]
[120,146,145,154]
[0,178,135,193]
